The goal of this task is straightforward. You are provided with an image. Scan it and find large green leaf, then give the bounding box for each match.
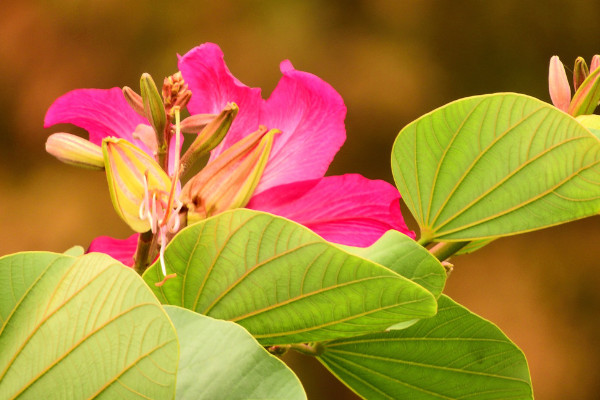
[340,230,446,298]
[143,209,437,345]
[165,306,306,400]
[0,252,178,399]
[577,114,600,140]
[392,93,600,242]
[318,295,533,400]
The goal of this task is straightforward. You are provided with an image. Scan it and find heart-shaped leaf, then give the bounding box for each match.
[392,93,600,242]
[318,295,533,400]
[165,306,306,400]
[143,209,437,345]
[0,252,178,399]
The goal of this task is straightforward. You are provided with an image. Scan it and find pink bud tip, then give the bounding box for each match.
[549,55,572,112]
[591,55,600,73]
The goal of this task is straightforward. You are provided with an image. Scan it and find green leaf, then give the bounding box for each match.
[340,230,446,298]
[318,295,533,400]
[576,114,600,140]
[143,209,437,345]
[392,93,600,242]
[63,245,84,256]
[0,252,178,399]
[165,306,306,400]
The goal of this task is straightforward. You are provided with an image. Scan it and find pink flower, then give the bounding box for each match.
[45,43,414,266]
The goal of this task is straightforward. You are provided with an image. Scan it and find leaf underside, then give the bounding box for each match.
[392,93,600,241]
[318,295,533,400]
[144,209,437,345]
[0,252,178,399]
[165,306,306,400]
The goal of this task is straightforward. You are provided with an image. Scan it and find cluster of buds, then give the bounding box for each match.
[162,72,191,117]
[549,55,600,116]
[46,72,279,281]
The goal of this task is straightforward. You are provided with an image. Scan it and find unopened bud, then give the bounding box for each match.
[179,103,239,177]
[573,57,589,91]
[122,86,145,117]
[46,133,104,170]
[103,138,172,232]
[549,56,571,112]
[591,55,600,73]
[180,126,280,223]
[163,71,191,113]
[132,124,158,155]
[179,113,218,134]
[140,73,167,138]
[568,63,600,116]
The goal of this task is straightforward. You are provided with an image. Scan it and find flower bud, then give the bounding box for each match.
[179,113,218,134]
[46,133,104,170]
[180,126,280,223]
[549,56,571,112]
[140,73,167,138]
[132,124,158,155]
[573,56,589,91]
[163,71,191,114]
[103,138,172,232]
[122,86,145,117]
[568,63,600,116]
[591,55,600,73]
[179,103,238,177]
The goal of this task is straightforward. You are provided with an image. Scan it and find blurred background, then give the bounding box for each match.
[1,1,599,398]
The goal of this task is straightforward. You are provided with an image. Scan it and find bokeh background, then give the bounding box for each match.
[2,1,599,398]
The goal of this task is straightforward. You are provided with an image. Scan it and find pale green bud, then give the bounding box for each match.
[46,133,104,170]
[573,57,589,91]
[140,73,167,138]
[179,103,238,177]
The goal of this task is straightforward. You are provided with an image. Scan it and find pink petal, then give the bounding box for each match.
[255,60,346,194]
[87,234,139,266]
[247,174,415,247]
[178,43,262,158]
[44,88,150,150]
[179,45,347,195]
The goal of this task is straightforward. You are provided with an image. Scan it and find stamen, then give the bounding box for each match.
[154,273,177,287]
[167,199,183,233]
[158,228,168,276]
[151,193,158,233]
[160,106,183,229]
[138,198,146,220]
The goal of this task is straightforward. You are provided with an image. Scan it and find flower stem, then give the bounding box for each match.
[133,230,155,275]
[429,241,470,262]
[417,237,432,247]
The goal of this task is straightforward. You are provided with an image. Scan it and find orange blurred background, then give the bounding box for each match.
[1,1,599,398]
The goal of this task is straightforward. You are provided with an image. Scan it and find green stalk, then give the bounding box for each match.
[133,230,155,275]
[429,241,470,262]
[417,237,432,247]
